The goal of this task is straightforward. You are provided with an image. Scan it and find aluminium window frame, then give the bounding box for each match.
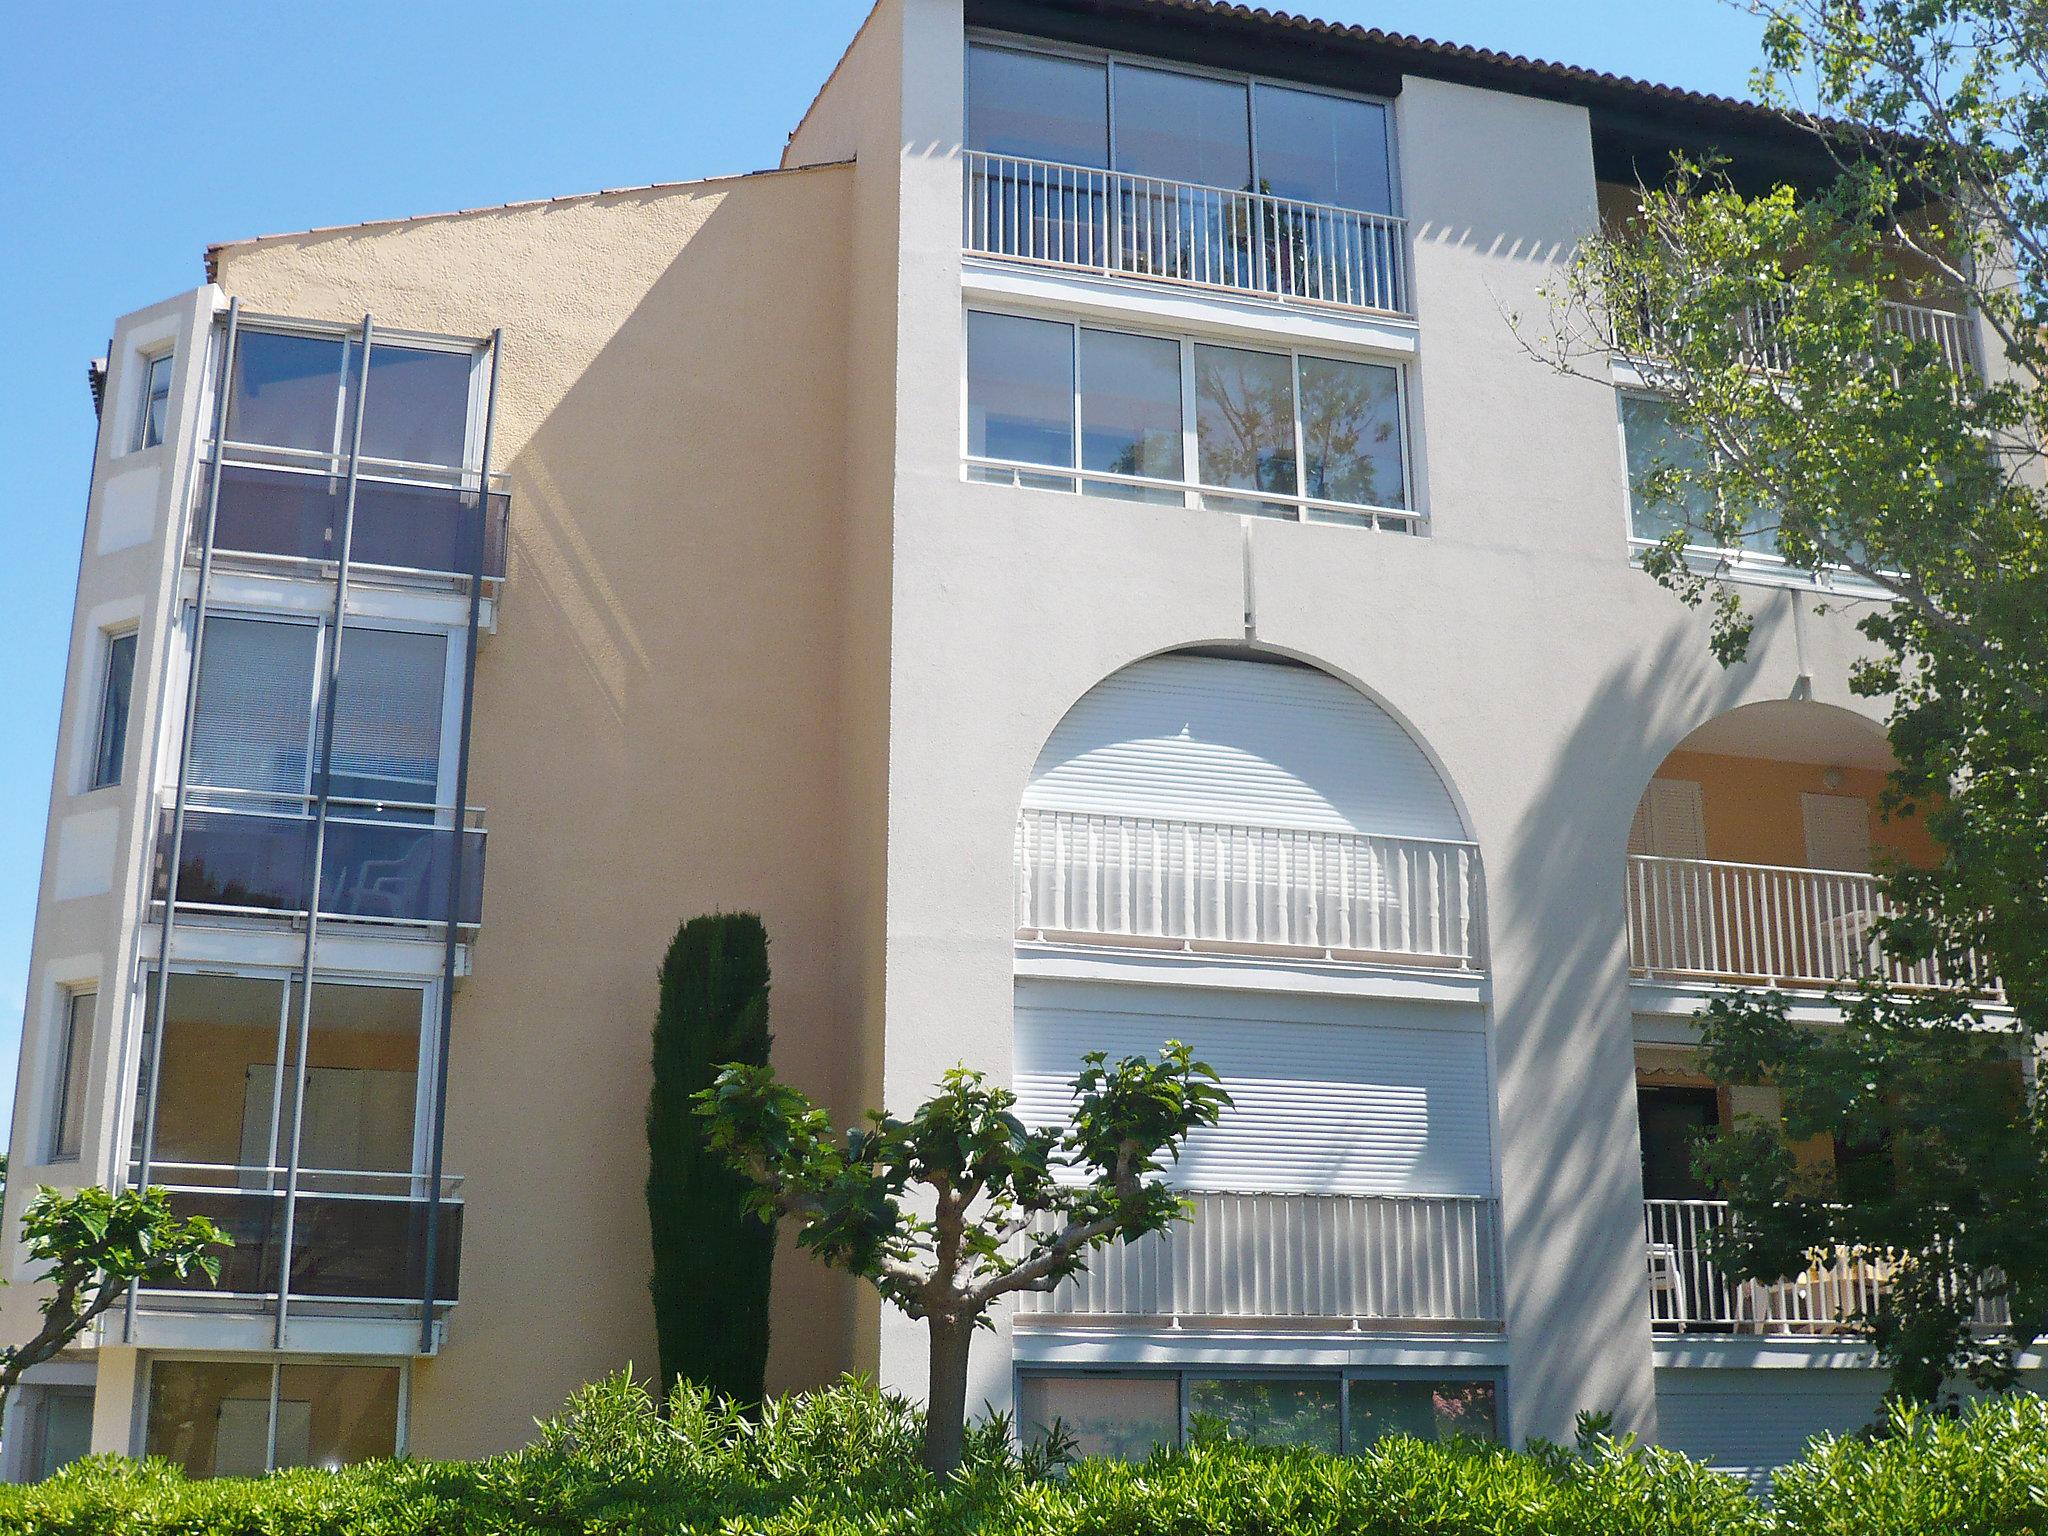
[961,303,1417,527]
[964,31,1405,221]
[48,988,95,1164]
[87,626,140,791]
[1012,1364,1506,1455]
[132,350,175,454]
[136,1353,411,1471]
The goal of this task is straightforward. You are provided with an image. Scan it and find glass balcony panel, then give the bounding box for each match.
[966,44,1107,167]
[227,332,355,457]
[273,1365,401,1470]
[164,813,484,925]
[151,1189,285,1295]
[360,344,471,469]
[203,464,508,578]
[289,1195,460,1302]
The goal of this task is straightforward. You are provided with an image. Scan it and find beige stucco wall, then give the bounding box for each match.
[214,161,874,1457]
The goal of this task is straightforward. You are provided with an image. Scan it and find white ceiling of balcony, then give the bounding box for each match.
[1674,699,1893,773]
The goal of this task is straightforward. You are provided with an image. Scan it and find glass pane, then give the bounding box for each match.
[1347,1378,1498,1446]
[1620,394,1715,543]
[328,627,447,810]
[967,45,1107,166]
[967,312,1074,468]
[1298,355,1404,509]
[1253,86,1392,213]
[1188,1378,1341,1452]
[140,354,173,450]
[360,344,471,468]
[1079,329,1183,483]
[270,983,423,1177]
[1194,344,1295,500]
[33,1389,94,1480]
[92,632,136,788]
[274,1365,400,1470]
[1019,1374,1178,1459]
[52,992,93,1160]
[227,331,353,456]
[137,973,289,1181]
[1114,66,1251,189]
[189,616,318,803]
[145,1360,275,1478]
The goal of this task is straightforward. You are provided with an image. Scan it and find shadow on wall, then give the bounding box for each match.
[409,166,868,1455]
[1481,606,1812,1438]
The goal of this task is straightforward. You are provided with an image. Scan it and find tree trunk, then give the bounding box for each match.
[921,1315,975,1476]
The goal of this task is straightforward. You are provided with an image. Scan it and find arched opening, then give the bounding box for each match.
[1016,650,1479,967]
[1623,699,1953,993]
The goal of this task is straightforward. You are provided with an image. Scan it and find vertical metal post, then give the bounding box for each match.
[419,328,501,1353]
[129,297,241,1338]
[273,315,375,1348]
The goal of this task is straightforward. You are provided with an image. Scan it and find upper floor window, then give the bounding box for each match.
[50,989,94,1162]
[964,42,1407,315]
[967,309,1412,527]
[1619,392,1776,556]
[966,43,1393,214]
[202,322,507,581]
[89,629,138,790]
[135,352,173,452]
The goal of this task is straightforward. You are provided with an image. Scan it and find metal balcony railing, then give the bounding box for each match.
[1017,1191,1503,1330]
[1645,1198,2009,1335]
[156,789,486,929]
[1017,808,1483,968]
[135,1166,462,1313]
[965,150,1412,317]
[1626,855,1998,997]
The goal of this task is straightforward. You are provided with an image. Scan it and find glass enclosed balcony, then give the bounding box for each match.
[199,322,506,583]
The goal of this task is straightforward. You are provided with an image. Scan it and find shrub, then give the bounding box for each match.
[1,1378,2044,1535]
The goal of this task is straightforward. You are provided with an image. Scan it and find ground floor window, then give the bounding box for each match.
[10,1385,93,1481]
[142,1358,402,1476]
[1018,1369,1499,1458]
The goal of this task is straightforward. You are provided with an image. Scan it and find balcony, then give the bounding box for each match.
[1644,1198,2008,1335]
[965,151,1411,317]
[138,1167,461,1312]
[1015,809,1483,969]
[1626,855,1998,997]
[198,461,509,582]
[158,794,486,929]
[1737,293,1979,378]
[1017,1191,1502,1331]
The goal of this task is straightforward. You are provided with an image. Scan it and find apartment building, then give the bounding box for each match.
[3,0,2016,1487]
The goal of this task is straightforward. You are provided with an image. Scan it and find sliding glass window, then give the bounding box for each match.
[1619,392,1774,554]
[965,42,1391,213]
[967,309,1412,525]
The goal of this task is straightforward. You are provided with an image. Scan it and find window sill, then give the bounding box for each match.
[1628,539,1893,599]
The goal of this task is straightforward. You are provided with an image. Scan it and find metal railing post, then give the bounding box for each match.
[273,314,375,1349]
[419,328,501,1354]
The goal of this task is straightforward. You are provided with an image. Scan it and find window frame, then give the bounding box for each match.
[962,304,1416,528]
[88,628,139,791]
[964,32,1404,220]
[137,1354,409,1473]
[48,988,94,1164]
[1014,1365,1505,1455]
[133,351,174,454]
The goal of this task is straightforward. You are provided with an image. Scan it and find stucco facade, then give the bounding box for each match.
[4,0,1996,1484]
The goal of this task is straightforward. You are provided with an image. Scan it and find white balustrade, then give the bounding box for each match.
[964,150,1411,316]
[1626,854,1997,996]
[1016,808,1482,968]
[1018,1191,1503,1329]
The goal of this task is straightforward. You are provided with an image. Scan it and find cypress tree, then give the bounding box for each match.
[646,912,774,1403]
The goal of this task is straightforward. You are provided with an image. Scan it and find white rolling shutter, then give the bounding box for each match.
[1655,1370,1885,1486]
[1024,654,1463,839]
[1014,982,1493,1196]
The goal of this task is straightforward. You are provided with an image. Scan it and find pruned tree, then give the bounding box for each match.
[696,1043,1228,1474]
[0,1186,226,1424]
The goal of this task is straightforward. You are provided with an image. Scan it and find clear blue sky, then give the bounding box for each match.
[0,0,1767,1137]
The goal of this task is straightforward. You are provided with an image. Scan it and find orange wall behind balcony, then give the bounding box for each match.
[1655,749,1940,871]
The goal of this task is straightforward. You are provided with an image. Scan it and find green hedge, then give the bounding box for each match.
[3,1375,2045,1535]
